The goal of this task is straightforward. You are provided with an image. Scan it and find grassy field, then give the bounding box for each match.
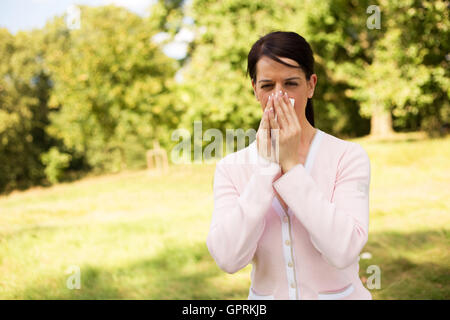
[0,132,449,299]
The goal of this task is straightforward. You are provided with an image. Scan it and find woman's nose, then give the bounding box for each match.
[274,84,284,95]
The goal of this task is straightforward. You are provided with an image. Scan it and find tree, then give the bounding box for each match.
[180,0,448,138]
[0,28,53,193]
[293,0,449,137]
[178,0,371,152]
[42,4,182,174]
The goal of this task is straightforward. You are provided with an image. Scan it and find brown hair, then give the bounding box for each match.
[247,31,315,126]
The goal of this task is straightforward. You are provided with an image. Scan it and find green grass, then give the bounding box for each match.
[0,132,449,299]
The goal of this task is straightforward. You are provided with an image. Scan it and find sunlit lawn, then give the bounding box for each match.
[0,132,449,299]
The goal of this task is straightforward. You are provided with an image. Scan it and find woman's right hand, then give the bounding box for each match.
[256,94,278,163]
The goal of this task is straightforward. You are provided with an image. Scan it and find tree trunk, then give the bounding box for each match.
[370,104,394,137]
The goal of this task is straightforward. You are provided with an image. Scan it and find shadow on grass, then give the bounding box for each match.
[16,241,248,300]
[15,230,449,299]
[365,133,450,144]
[359,229,449,299]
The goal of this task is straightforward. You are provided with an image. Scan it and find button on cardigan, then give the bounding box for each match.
[206,128,372,300]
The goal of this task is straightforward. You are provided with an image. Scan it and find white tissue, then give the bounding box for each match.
[275,98,295,122]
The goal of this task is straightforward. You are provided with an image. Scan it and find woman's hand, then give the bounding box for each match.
[268,91,303,173]
[256,94,278,163]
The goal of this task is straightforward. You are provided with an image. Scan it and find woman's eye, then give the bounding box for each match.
[261,83,297,88]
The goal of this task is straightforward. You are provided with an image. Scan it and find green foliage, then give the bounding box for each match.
[295,0,449,134]
[180,0,287,136]
[179,0,371,140]
[0,28,54,193]
[40,146,72,184]
[180,0,448,139]
[0,0,448,193]
[42,4,182,173]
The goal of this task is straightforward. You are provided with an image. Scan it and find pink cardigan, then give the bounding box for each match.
[206,128,372,300]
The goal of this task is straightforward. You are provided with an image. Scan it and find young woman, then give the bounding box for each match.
[207,31,372,300]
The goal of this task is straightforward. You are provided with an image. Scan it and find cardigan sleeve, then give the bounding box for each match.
[273,142,371,269]
[206,155,281,274]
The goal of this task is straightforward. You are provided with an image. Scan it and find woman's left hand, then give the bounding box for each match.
[267,90,303,173]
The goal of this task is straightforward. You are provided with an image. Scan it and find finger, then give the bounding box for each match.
[282,92,301,128]
[269,94,280,127]
[257,114,265,152]
[258,109,267,135]
[278,91,295,126]
[268,105,280,160]
[258,116,263,133]
[267,92,277,122]
[257,110,267,153]
[266,93,273,111]
[273,91,288,129]
[258,111,265,132]
[263,109,270,138]
[259,109,268,143]
[262,107,269,129]
[261,110,270,156]
[260,94,273,128]
[268,105,279,130]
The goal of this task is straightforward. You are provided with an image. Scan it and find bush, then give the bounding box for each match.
[41,147,72,184]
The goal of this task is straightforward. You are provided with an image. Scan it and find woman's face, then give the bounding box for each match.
[252,55,317,122]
